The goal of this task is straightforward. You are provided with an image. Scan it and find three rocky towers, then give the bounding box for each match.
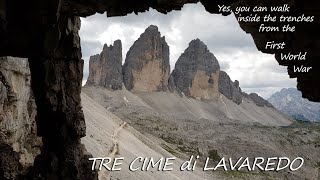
[86,25,243,104]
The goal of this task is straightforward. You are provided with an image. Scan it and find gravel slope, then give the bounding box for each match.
[81,93,217,180]
[81,86,320,180]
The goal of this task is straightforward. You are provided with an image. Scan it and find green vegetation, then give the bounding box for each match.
[208,149,221,161]
[282,120,320,130]
[177,145,201,156]
[223,170,272,180]
[24,143,32,153]
[4,129,14,137]
[161,143,178,156]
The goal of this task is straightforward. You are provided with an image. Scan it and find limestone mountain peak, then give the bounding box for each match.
[188,38,205,47]
[86,39,123,90]
[170,39,243,103]
[86,29,251,105]
[123,25,170,92]
[182,38,220,72]
[171,39,220,100]
[187,39,210,52]
[103,39,122,51]
[145,25,159,31]
[139,25,162,39]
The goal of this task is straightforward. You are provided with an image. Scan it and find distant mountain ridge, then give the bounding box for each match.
[268,88,320,122]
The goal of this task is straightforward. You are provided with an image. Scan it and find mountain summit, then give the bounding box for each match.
[171,39,220,100]
[86,40,123,90]
[268,88,320,122]
[123,25,170,92]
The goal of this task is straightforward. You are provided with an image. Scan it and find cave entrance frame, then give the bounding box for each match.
[0,0,319,179]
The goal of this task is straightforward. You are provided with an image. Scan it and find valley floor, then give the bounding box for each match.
[81,86,320,180]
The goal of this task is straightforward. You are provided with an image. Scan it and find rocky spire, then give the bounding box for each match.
[171,39,220,100]
[170,39,243,104]
[123,25,170,92]
[86,40,123,90]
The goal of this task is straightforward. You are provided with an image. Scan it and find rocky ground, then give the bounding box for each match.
[81,93,217,180]
[82,86,320,180]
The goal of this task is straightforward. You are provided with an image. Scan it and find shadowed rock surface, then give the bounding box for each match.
[0,57,41,179]
[123,25,170,92]
[243,92,274,108]
[172,39,220,100]
[218,71,242,104]
[87,40,123,90]
[0,137,22,180]
[168,74,176,93]
[24,16,97,180]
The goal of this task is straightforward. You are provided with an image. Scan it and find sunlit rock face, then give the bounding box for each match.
[87,40,123,90]
[123,25,170,92]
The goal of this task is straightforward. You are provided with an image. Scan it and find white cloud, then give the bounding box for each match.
[79,3,296,99]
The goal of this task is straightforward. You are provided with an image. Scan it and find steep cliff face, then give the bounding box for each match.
[218,71,242,104]
[123,25,170,92]
[25,16,97,180]
[85,36,253,107]
[170,39,243,103]
[86,40,123,90]
[171,39,220,100]
[0,57,41,178]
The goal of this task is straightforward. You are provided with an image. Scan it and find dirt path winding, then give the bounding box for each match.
[99,122,127,180]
